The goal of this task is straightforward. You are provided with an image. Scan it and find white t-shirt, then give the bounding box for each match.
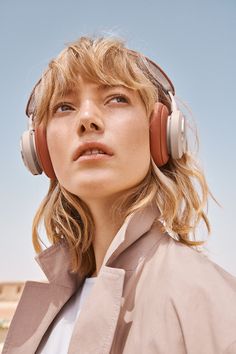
[37,277,97,354]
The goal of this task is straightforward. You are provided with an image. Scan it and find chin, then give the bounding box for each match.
[60,169,149,201]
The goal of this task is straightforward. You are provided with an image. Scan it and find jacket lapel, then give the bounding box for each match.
[3,242,82,354]
[68,203,159,354]
[68,267,125,354]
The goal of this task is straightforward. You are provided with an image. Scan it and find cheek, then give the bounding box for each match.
[119,115,150,175]
[46,123,68,175]
[125,116,150,155]
[46,127,58,161]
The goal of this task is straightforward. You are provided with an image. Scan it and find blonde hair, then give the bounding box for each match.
[30,36,211,277]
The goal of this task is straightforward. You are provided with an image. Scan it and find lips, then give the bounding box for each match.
[72,141,114,161]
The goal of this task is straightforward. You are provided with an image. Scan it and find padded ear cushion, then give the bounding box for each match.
[149,102,169,167]
[35,124,56,179]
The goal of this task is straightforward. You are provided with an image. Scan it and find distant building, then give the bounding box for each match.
[0,282,25,346]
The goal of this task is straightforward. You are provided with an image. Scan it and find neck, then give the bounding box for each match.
[85,198,124,276]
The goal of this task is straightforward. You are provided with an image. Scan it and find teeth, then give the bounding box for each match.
[82,149,105,156]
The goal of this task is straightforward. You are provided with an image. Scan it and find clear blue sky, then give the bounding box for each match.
[0,0,235,281]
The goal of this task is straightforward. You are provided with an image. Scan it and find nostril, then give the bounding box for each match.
[79,120,102,134]
[90,122,99,130]
[81,125,86,133]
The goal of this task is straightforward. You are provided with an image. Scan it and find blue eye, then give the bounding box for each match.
[109,95,129,104]
[54,103,74,113]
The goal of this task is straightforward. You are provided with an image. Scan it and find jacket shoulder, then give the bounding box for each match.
[159,236,236,290]
[143,234,236,352]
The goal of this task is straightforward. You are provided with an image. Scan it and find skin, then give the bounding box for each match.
[46,75,151,276]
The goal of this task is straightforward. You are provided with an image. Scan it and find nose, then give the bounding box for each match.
[76,100,104,136]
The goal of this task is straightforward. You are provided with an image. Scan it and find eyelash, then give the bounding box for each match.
[52,102,74,113]
[108,94,129,104]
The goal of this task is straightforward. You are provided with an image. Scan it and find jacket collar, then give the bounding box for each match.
[36,201,160,281]
[102,202,159,267]
[35,240,82,288]
[3,202,160,354]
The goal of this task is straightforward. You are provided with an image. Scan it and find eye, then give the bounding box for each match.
[108,95,129,104]
[53,102,75,113]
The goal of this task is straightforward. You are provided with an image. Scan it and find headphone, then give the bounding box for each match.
[20,54,186,180]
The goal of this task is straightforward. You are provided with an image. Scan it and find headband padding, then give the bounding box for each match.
[150,103,169,167]
[35,124,56,179]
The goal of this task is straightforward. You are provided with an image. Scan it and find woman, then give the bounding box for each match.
[3,36,236,354]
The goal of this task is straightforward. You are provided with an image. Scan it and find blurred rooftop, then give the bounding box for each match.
[0,282,25,348]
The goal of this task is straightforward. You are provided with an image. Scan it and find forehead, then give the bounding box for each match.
[54,78,134,99]
[60,83,112,95]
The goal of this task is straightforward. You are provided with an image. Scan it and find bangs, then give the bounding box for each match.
[31,37,158,125]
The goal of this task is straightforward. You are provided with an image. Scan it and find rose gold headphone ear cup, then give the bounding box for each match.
[20,130,43,175]
[169,110,186,159]
[150,103,169,167]
[35,124,56,179]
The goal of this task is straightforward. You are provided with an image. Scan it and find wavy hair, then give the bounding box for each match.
[30,36,211,277]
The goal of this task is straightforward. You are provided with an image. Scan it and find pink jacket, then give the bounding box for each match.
[3,204,236,353]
